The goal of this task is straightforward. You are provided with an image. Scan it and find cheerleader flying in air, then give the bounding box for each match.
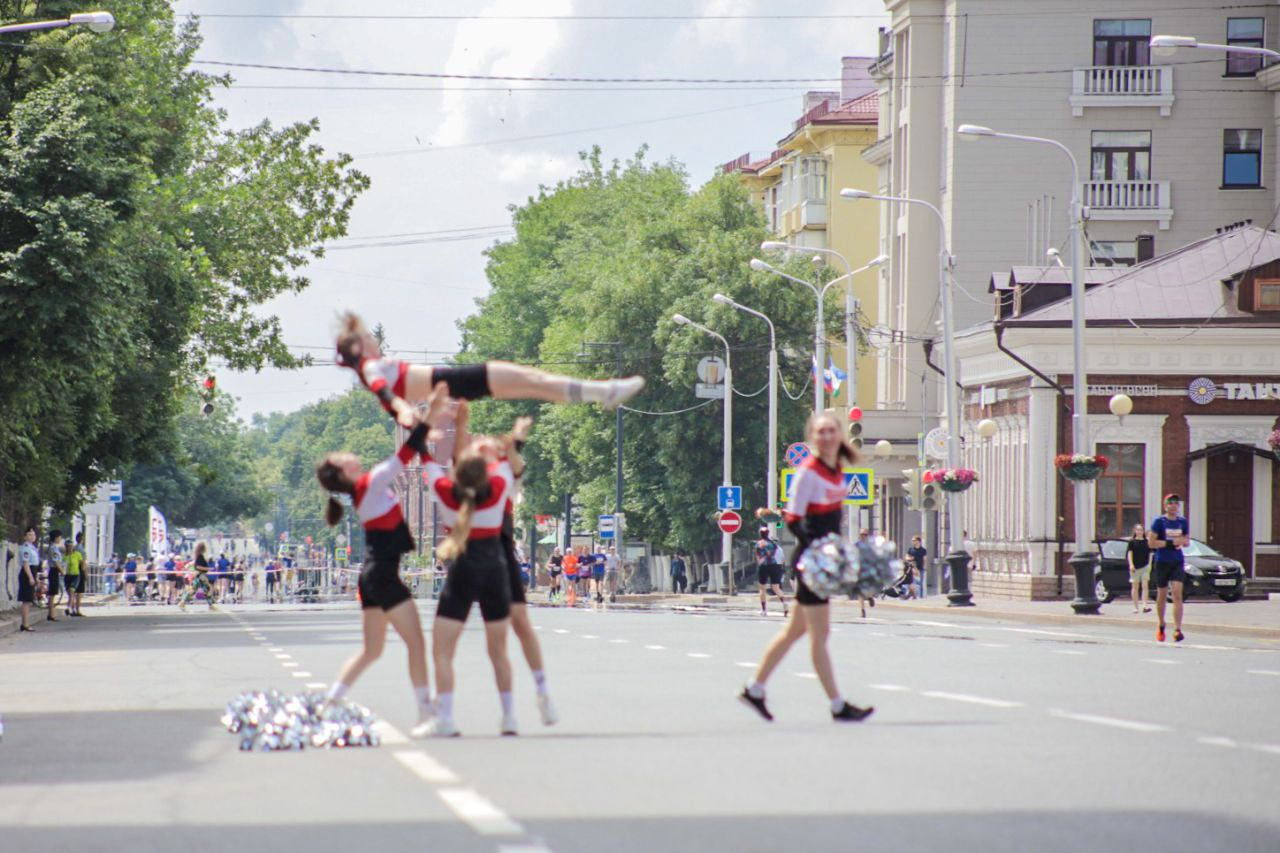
[739,411,875,724]
[335,312,644,429]
[315,397,438,738]
[452,400,558,727]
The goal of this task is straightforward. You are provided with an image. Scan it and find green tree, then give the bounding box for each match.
[0,0,368,530]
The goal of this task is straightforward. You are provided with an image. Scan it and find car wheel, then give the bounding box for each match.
[1219,591,1243,602]
[1094,579,1112,603]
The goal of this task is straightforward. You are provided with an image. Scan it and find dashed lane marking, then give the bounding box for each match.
[1143,658,1181,665]
[609,639,629,644]
[687,652,711,659]
[1247,670,1280,676]
[978,643,1010,648]
[553,629,570,634]
[373,721,409,745]
[1050,710,1170,733]
[291,671,313,678]
[437,787,524,836]
[1052,650,1087,656]
[305,682,327,689]
[1198,736,1238,748]
[868,684,911,692]
[274,654,292,659]
[268,647,284,652]
[736,662,756,668]
[644,644,666,651]
[914,620,964,628]
[581,634,598,640]
[921,691,1024,709]
[394,750,460,784]
[281,662,299,668]
[1249,743,1280,756]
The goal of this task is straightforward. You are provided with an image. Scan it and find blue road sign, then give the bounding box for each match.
[598,514,616,539]
[785,442,811,467]
[717,486,743,511]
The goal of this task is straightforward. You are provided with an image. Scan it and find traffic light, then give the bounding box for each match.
[902,468,939,512]
[847,406,864,449]
[919,469,939,511]
[199,375,216,416]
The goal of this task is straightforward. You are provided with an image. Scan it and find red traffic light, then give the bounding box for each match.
[848,407,863,422]
[203,376,216,391]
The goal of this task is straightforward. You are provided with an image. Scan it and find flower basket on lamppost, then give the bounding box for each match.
[1055,453,1110,482]
[927,468,979,493]
[1268,429,1280,462]
[755,507,782,524]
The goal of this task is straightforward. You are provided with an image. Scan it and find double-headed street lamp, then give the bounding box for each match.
[712,293,777,516]
[749,252,886,415]
[956,123,1101,615]
[673,313,735,594]
[0,11,114,35]
[838,188,974,606]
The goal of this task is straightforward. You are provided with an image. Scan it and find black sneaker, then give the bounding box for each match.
[738,687,773,722]
[832,702,874,722]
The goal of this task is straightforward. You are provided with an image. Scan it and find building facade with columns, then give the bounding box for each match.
[952,225,1280,598]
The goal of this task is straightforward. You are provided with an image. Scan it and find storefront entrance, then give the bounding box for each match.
[1205,446,1254,573]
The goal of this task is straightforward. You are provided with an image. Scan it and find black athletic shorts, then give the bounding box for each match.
[17,570,35,604]
[173,574,185,589]
[757,563,783,586]
[501,529,527,606]
[436,538,512,623]
[47,568,61,597]
[1153,561,1187,588]
[794,578,827,606]
[433,364,492,401]
[358,561,412,611]
[70,572,86,594]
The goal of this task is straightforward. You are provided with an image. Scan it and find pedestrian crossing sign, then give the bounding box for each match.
[780,467,875,506]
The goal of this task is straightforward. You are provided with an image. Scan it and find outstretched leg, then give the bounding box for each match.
[403,363,644,408]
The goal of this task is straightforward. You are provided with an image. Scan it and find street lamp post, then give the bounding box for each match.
[581,341,626,551]
[1150,34,1280,62]
[712,293,777,519]
[673,313,735,595]
[0,11,114,35]
[839,187,974,606]
[956,123,1100,614]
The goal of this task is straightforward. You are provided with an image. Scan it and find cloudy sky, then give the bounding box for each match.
[171,0,889,417]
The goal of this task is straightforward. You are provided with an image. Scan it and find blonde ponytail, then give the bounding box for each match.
[438,454,489,562]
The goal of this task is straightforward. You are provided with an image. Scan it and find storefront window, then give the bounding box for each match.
[1096,443,1144,539]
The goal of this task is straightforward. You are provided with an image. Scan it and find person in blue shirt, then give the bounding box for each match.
[163,555,177,605]
[18,527,40,632]
[590,548,607,603]
[216,554,231,602]
[1147,493,1188,643]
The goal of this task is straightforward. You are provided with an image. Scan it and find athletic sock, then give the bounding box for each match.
[414,686,432,712]
[532,670,548,695]
[328,682,350,702]
[500,691,515,716]
[575,379,616,404]
[436,692,454,721]
[746,681,765,699]
[563,379,585,403]
[830,696,847,714]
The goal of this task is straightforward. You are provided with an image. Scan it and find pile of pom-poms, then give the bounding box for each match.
[221,690,381,751]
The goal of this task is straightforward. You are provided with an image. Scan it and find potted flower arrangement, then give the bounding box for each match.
[927,467,979,493]
[1268,428,1280,462]
[1054,453,1110,482]
[755,506,782,523]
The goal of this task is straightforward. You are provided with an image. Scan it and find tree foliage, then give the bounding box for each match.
[458,148,836,554]
[0,0,368,529]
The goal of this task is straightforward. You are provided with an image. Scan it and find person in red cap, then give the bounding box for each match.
[1147,494,1188,642]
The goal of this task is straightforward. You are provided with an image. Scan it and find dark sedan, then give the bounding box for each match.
[1096,539,1247,603]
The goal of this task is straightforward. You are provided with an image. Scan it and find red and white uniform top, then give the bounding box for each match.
[342,354,410,413]
[424,454,514,540]
[783,455,846,523]
[354,441,418,531]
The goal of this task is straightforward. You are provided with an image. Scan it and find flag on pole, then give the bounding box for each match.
[148,506,169,557]
[813,356,847,395]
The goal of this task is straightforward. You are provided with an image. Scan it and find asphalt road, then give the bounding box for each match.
[2,598,1279,853]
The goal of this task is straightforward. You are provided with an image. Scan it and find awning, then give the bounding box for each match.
[1185,441,1276,463]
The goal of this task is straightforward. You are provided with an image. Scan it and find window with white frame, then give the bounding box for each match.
[1226,18,1266,77]
[1223,129,1263,188]
[800,157,827,203]
[1096,443,1144,539]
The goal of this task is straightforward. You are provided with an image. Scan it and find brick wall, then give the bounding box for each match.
[970,569,1073,601]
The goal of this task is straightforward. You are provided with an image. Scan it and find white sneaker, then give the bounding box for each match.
[500,713,519,736]
[601,376,645,410]
[425,717,460,738]
[537,693,559,726]
[410,708,436,739]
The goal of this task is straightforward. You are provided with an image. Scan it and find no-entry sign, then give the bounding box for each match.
[717,510,743,535]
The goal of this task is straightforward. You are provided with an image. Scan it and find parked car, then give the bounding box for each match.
[1096,539,1247,602]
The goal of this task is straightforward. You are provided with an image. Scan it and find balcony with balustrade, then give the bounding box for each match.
[1069,65,1174,116]
[1081,179,1172,229]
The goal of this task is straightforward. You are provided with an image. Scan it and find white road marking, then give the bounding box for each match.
[554,629,570,635]
[794,672,817,679]
[979,643,1010,648]
[1051,650,1086,656]
[915,620,963,628]
[291,671,313,678]
[999,627,1086,639]
[437,787,524,836]
[532,625,543,630]
[609,639,629,644]
[281,661,298,668]
[736,662,757,668]
[1247,670,1280,677]
[868,684,911,692]
[914,636,942,641]
[1050,710,1170,733]
[922,691,1023,709]
[687,652,711,659]
[274,654,292,660]
[1186,643,1237,651]
[394,750,460,784]
[1144,659,1181,665]
[867,631,888,637]
[581,634,598,640]
[644,644,666,651]
[1249,743,1280,756]
[1197,736,1238,748]
[305,682,327,690]
[268,647,284,652]
[373,721,409,745]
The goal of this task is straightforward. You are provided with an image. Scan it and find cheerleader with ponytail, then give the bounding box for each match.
[314,384,448,739]
[334,311,645,428]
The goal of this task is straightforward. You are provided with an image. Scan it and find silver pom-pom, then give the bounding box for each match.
[797,534,860,600]
[852,536,903,599]
[221,691,381,751]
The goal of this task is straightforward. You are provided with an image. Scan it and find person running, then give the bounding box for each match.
[1127,523,1153,615]
[739,412,874,724]
[420,389,522,737]
[754,526,788,617]
[123,553,139,604]
[64,532,86,617]
[179,543,218,611]
[45,530,65,623]
[173,553,187,603]
[314,407,436,739]
[546,548,564,603]
[590,545,607,604]
[1148,494,1188,643]
[452,400,559,727]
[18,527,40,632]
[562,547,579,607]
[334,312,644,430]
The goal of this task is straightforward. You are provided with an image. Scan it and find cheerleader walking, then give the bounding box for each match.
[335,312,644,428]
[314,408,437,738]
[739,412,874,724]
[418,391,521,737]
